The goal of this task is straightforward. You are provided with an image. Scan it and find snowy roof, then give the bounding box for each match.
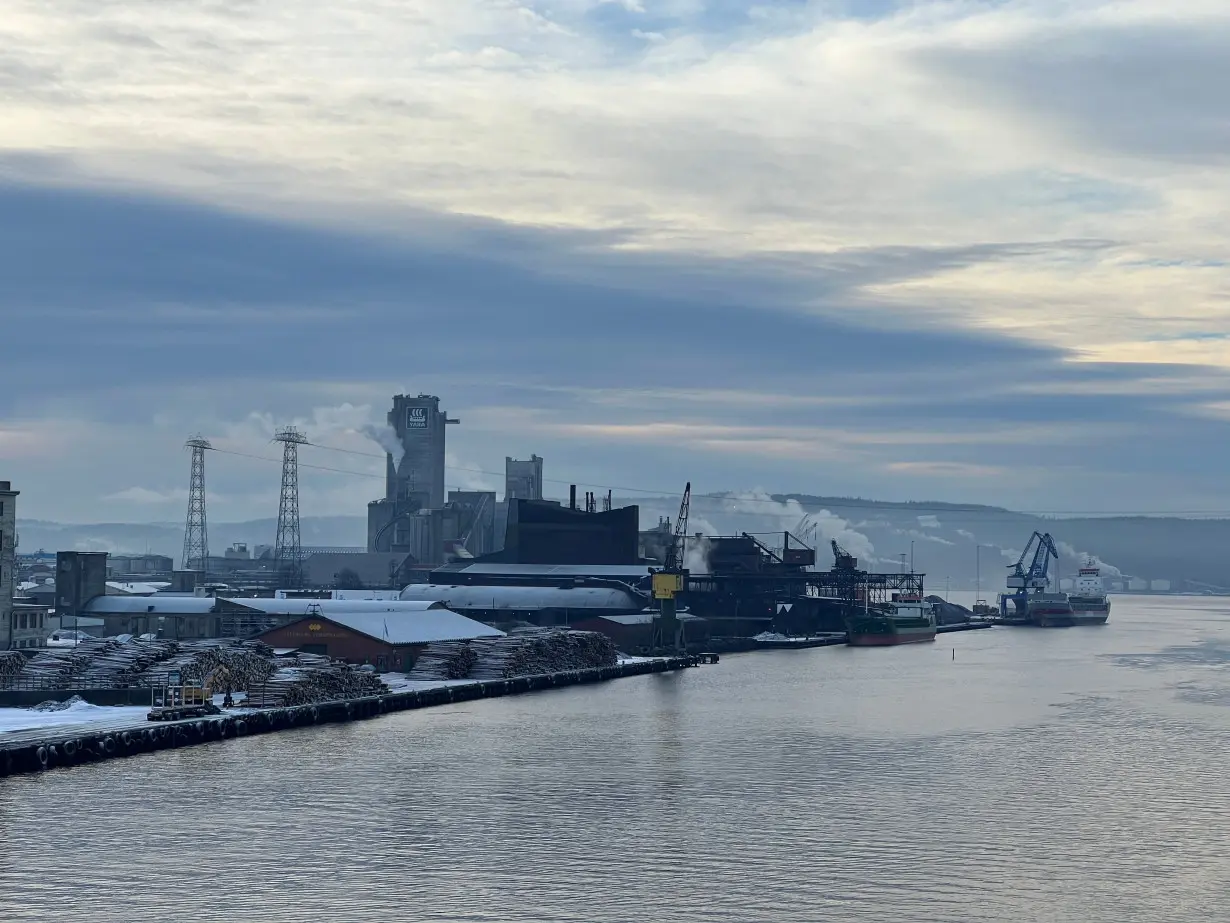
[84,596,218,615]
[286,610,504,646]
[238,598,445,616]
[106,581,172,596]
[437,563,652,578]
[596,613,703,625]
[83,596,448,617]
[400,584,645,612]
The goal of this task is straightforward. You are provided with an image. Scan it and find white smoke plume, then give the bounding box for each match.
[361,423,404,468]
[715,489,876,564]
[1055,541,1123,578]
[684,534,712,574]
[917,515,940,529]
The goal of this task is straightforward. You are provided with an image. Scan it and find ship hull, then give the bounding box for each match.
[848,629,937,646]
[1069,596,1111,625]
[846,617,937,646]
[1028,593,1075,627]
[1071,612,1109,625]
[1031,611,1076,627]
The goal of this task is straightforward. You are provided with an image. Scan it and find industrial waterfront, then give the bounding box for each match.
[1,595,1227,923]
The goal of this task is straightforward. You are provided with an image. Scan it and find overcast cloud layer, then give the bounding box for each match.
[3,0,1230,523]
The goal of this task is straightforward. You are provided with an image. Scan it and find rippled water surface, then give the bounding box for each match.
[2,595,1229,922]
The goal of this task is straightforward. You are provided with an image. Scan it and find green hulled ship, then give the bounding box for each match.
[847,598,937,646]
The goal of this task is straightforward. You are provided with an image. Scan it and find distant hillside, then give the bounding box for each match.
[14,517,368,560]
[17,499,1230,590]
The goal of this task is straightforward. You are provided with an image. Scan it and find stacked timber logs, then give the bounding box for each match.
[243,653,387,708]
[409,630,618,682]
[138,639,276,691]
[0,651,26,687]
[17,641,114,687]
[75,638,180,687]
[406,642,478,681]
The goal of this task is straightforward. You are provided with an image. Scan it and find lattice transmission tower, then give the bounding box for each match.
[274,426,308,586]
[181,437,212,572]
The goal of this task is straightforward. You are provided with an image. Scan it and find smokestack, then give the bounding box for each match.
[570,484,577,510]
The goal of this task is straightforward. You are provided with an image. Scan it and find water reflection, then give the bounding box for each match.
[1,597,1228,922]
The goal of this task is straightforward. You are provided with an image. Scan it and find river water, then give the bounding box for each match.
[1,595,1227,922]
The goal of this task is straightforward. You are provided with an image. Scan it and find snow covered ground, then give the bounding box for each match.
[0,701,151,735]
[378,673,475,692]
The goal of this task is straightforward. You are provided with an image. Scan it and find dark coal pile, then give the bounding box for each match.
[925,596,975,626]
[244,653,387,708]
[409,630,617,682]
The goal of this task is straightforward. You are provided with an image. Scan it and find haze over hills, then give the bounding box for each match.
[15,494,1230,592]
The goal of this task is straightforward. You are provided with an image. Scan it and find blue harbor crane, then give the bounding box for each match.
[1002,531,1059,617]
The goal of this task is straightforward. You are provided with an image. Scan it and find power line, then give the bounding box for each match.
[209,443,1230,519]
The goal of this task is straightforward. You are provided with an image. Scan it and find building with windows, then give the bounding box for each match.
[367,394,460,553]
[505,455,543,501]
[256,605,503,671]
[0,481,18,649]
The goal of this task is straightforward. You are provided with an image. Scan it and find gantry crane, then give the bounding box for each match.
[651,482,690,653]
[1002,531,1059,616]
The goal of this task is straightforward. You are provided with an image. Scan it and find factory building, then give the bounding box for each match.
[107,553,175,577]
[78,593,496,645]
[486,499,640,565]
[399,583,647,628]
[367,394,459,553]
[505,455,543,500]
[572,612,709,653]
[0,481,17,649]
[300,551,412,589]
[256,607,503,671]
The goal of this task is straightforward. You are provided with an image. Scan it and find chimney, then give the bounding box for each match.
[569,485,577,510]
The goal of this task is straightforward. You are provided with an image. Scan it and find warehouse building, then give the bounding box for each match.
[571,612,708,653]
[79,594,497,645]
[256,607,503,671]
[399,583,647,628]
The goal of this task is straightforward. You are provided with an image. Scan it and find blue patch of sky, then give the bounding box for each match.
[939,170,1156,216]
[540,1,915,64]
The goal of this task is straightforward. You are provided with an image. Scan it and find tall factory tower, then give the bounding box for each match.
[367,394,459,552]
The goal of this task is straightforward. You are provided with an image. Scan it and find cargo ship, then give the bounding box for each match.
[847,597,937,646]
[1068,561,1111,625]
[1027,592,1075,627]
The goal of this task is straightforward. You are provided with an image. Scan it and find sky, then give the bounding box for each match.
[4,0,1230,524]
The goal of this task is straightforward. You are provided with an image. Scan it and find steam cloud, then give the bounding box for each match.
[683,534,711,574]
[717,489,876,564]
[361,424,404,468]
[1056,540,1123,578]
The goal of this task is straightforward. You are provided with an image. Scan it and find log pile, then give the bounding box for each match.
[243,653,387,708]
[137,639,277,691]
[75,638,181,687]
[7,636,386,704]
[409,630,617,682]
[0,651,26,687]
[406,642,479,681]
[17,641,115,687]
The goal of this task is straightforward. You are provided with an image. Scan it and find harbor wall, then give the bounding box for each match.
[0,688,156,708]
[0,655,701,777]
